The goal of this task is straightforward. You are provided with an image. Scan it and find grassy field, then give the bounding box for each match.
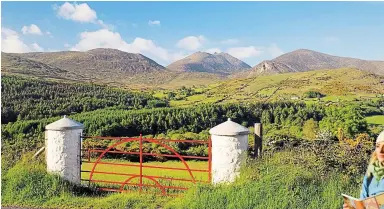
[81,160,209,194]
[161,68,384,107]
[366,115,384,125]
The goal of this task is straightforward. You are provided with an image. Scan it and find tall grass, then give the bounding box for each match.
[165,151,361,209]
[2,150,363,209]
[1,154,169,209]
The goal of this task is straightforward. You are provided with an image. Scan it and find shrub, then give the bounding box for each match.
[304,90,324,98]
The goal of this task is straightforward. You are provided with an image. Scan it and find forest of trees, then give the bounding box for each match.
[1,76,168,124]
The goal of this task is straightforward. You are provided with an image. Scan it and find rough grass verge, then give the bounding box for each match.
[2,150,362,209]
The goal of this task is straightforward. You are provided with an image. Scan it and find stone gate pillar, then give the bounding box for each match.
[45,115,84,185]
[209,118,249,184]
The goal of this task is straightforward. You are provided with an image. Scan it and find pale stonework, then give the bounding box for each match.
[209,118,249,184]
[211,135,248,184]
[46,129,82,184]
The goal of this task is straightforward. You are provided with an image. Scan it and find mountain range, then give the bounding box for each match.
[2,48,384,89]
[235,49,384,77]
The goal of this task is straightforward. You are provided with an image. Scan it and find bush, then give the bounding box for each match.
[147,100,168,108]
[304,90,324,98]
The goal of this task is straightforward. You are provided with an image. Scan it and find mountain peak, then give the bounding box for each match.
[167,51,251,74]
[191,51,212,56]
[236,49,384,77]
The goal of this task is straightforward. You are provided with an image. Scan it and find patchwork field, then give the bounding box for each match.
[159,68,384,107]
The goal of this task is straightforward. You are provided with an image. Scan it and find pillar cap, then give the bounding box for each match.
[45,115,84,131]
[209,118,249,136]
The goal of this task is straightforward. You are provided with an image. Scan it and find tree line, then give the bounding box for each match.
[1,75,168,124]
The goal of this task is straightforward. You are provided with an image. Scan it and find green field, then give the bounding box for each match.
[162,68,384,106]
[81,160,209,194]
[366,115,384,125]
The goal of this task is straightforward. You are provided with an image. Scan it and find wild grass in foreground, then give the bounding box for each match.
[165,151,361,209]
[1,154,169,209]
[2,150,363,209]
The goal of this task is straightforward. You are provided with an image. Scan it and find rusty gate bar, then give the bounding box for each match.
[84,149,209,159]
[80,135,212,196]
[82,136,208,143]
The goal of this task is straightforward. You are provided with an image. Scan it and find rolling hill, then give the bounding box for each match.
[1,49,225,89]
[166,68,384,107]
[167,51,251,75]
[234,49,384,78]
[18,48,166,74]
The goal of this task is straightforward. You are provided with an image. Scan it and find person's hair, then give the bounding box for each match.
[370,151,378,165]
[366,149,378,177]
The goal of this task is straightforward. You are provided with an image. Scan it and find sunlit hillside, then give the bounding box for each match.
[161,68,384,107]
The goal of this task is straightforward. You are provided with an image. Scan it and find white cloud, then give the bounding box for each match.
[148,20,161,26]
[96,20,112,29]
[55,2,97,23]
[21,24,43,35]
[205,48,222,54]
[176,35,206,51]
[1,27,44,53]
[71,29,186,64]
[226,46,263,59]
[31,43,44,52]
[46,31,54,38]
[221,39,239,45]
[64,43,70,48]
[267,43,284,58]
[54,2,110,29]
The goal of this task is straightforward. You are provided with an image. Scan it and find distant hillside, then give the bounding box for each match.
[1,49,225,89]
[169,68,384,107]
[1,53,70,78]
[4,48,383,90]
[167,51,251,75]
[235,49,384,77]
[18,48,166,74]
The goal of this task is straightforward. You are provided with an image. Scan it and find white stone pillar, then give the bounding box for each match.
[45,115,84,185]
[209,118,249,184]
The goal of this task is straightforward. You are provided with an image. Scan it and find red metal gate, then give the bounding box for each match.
[80,134,211,196]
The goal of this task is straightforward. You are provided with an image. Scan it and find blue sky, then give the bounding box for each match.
[2,1,384,66]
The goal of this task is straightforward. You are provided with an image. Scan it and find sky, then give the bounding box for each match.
[1,1,384,66]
